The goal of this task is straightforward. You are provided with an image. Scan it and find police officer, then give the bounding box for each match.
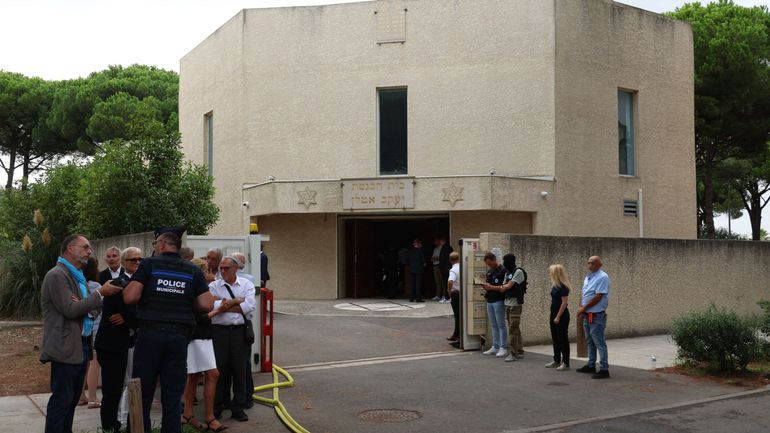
[123,228,214,433]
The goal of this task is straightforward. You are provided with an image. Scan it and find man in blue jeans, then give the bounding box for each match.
[576,255,611,379]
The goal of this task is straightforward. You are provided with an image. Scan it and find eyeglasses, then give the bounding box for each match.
[219,266,232,271]
[126,258,143,263]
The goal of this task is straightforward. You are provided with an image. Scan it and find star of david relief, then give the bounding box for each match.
[297,187,318,210]
[442,183,464,207]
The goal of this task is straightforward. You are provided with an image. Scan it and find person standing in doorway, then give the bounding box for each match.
[431,239,445,301]
[446,252,461,344]
[397,243,410,295]
[438,238,453,302]
[481,253,508,359]
[407,239,426,302]
[576,256,611,379]
[545,264,571,371]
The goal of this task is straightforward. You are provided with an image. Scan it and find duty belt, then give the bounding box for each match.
[139,321,191,335]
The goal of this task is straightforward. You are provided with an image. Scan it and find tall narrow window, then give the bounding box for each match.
[204,112,213,176]
[618,91,635,176]
[378,89,407,175]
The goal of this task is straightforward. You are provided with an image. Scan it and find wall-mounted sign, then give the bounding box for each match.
[342,177,415,210]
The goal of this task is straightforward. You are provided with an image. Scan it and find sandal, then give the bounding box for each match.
[77,398,88,406]
[87,401,101,409]
[182,415,206,430]
[206,418,229,432]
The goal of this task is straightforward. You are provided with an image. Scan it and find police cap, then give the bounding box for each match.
[154,226,186,239]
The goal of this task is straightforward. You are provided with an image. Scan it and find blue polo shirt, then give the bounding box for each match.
[581,269,610,313]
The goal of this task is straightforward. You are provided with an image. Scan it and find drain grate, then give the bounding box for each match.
[359,409,422,423]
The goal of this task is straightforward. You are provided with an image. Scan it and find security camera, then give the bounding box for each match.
[242,201,250,208]
[489,168,497,176]
[268,175,276,181]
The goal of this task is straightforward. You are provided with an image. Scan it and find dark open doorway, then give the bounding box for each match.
[343,216,450,299]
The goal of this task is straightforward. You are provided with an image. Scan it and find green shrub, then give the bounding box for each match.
[0,210,58,319]
[671,305,763,372]
[759,300,770,335]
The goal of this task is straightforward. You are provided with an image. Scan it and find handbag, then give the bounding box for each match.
[223,283,256,346]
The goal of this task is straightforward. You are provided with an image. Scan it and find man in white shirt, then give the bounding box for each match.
[99,246,124,284]
[447,252,461,345]
[209,256,257,422]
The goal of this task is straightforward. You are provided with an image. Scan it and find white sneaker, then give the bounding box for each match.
[556,363,570,371]
[441,297,450,303]
[504,354,516,362]
[545,361,559,368]
[496,348,509,357]
[483,347,498,356]
[431,296,441,301]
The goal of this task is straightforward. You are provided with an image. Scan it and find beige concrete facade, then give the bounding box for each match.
[480,233,770,344]
[180,0,696,299]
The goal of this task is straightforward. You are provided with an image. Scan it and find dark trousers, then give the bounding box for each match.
[212,325,247,415]
[450,291,460,338]
[411,273,423,301]
[550,309,570,365]
[97,348,129,432]
[244,344,254,407]
[45,339,89,433]
[132,328,188,433]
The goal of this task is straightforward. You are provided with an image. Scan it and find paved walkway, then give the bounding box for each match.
[275,298,454,318]
[527,334,678,370]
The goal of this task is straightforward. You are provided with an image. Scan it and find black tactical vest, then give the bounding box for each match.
[135,254,199,326]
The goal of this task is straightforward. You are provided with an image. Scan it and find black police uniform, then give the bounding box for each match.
[130,251,208,433]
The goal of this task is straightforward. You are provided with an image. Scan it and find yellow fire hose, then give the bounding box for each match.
[252,365,310,433]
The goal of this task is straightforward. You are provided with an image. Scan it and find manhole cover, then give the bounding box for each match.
[359,409,422,423]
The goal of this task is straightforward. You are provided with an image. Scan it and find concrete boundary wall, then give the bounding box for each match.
[479,234,770,344]
[91,232,157,267]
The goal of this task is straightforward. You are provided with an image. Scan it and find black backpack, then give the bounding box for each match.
[505,267,528,304]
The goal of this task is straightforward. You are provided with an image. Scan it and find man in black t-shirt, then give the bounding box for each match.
[124,229,213,433]
[480,253,509,358]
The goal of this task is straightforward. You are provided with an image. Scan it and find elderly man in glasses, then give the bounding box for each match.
[209,255,257,423]
[94,247,143,432]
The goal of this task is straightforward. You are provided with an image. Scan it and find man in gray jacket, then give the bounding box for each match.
[40,234,120,433]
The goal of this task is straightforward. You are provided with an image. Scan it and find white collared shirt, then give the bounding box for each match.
[110,266,123,279]
[209,277,257,326]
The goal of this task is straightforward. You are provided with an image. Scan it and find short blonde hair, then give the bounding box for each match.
[548,264,572,291]
[191,258,209,273]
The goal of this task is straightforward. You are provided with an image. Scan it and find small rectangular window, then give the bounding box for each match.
[378,89,407,176]
[623,200,638,217]
[618,90,635,176]
[204,112,213,176]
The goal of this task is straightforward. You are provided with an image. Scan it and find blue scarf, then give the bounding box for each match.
[58,256,93,337]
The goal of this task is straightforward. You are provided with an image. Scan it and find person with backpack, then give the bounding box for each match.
[485,254,527,362]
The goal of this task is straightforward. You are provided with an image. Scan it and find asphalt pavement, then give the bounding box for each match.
[3,302,768,433]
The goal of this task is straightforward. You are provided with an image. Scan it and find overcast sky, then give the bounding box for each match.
[1,0,768,236]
